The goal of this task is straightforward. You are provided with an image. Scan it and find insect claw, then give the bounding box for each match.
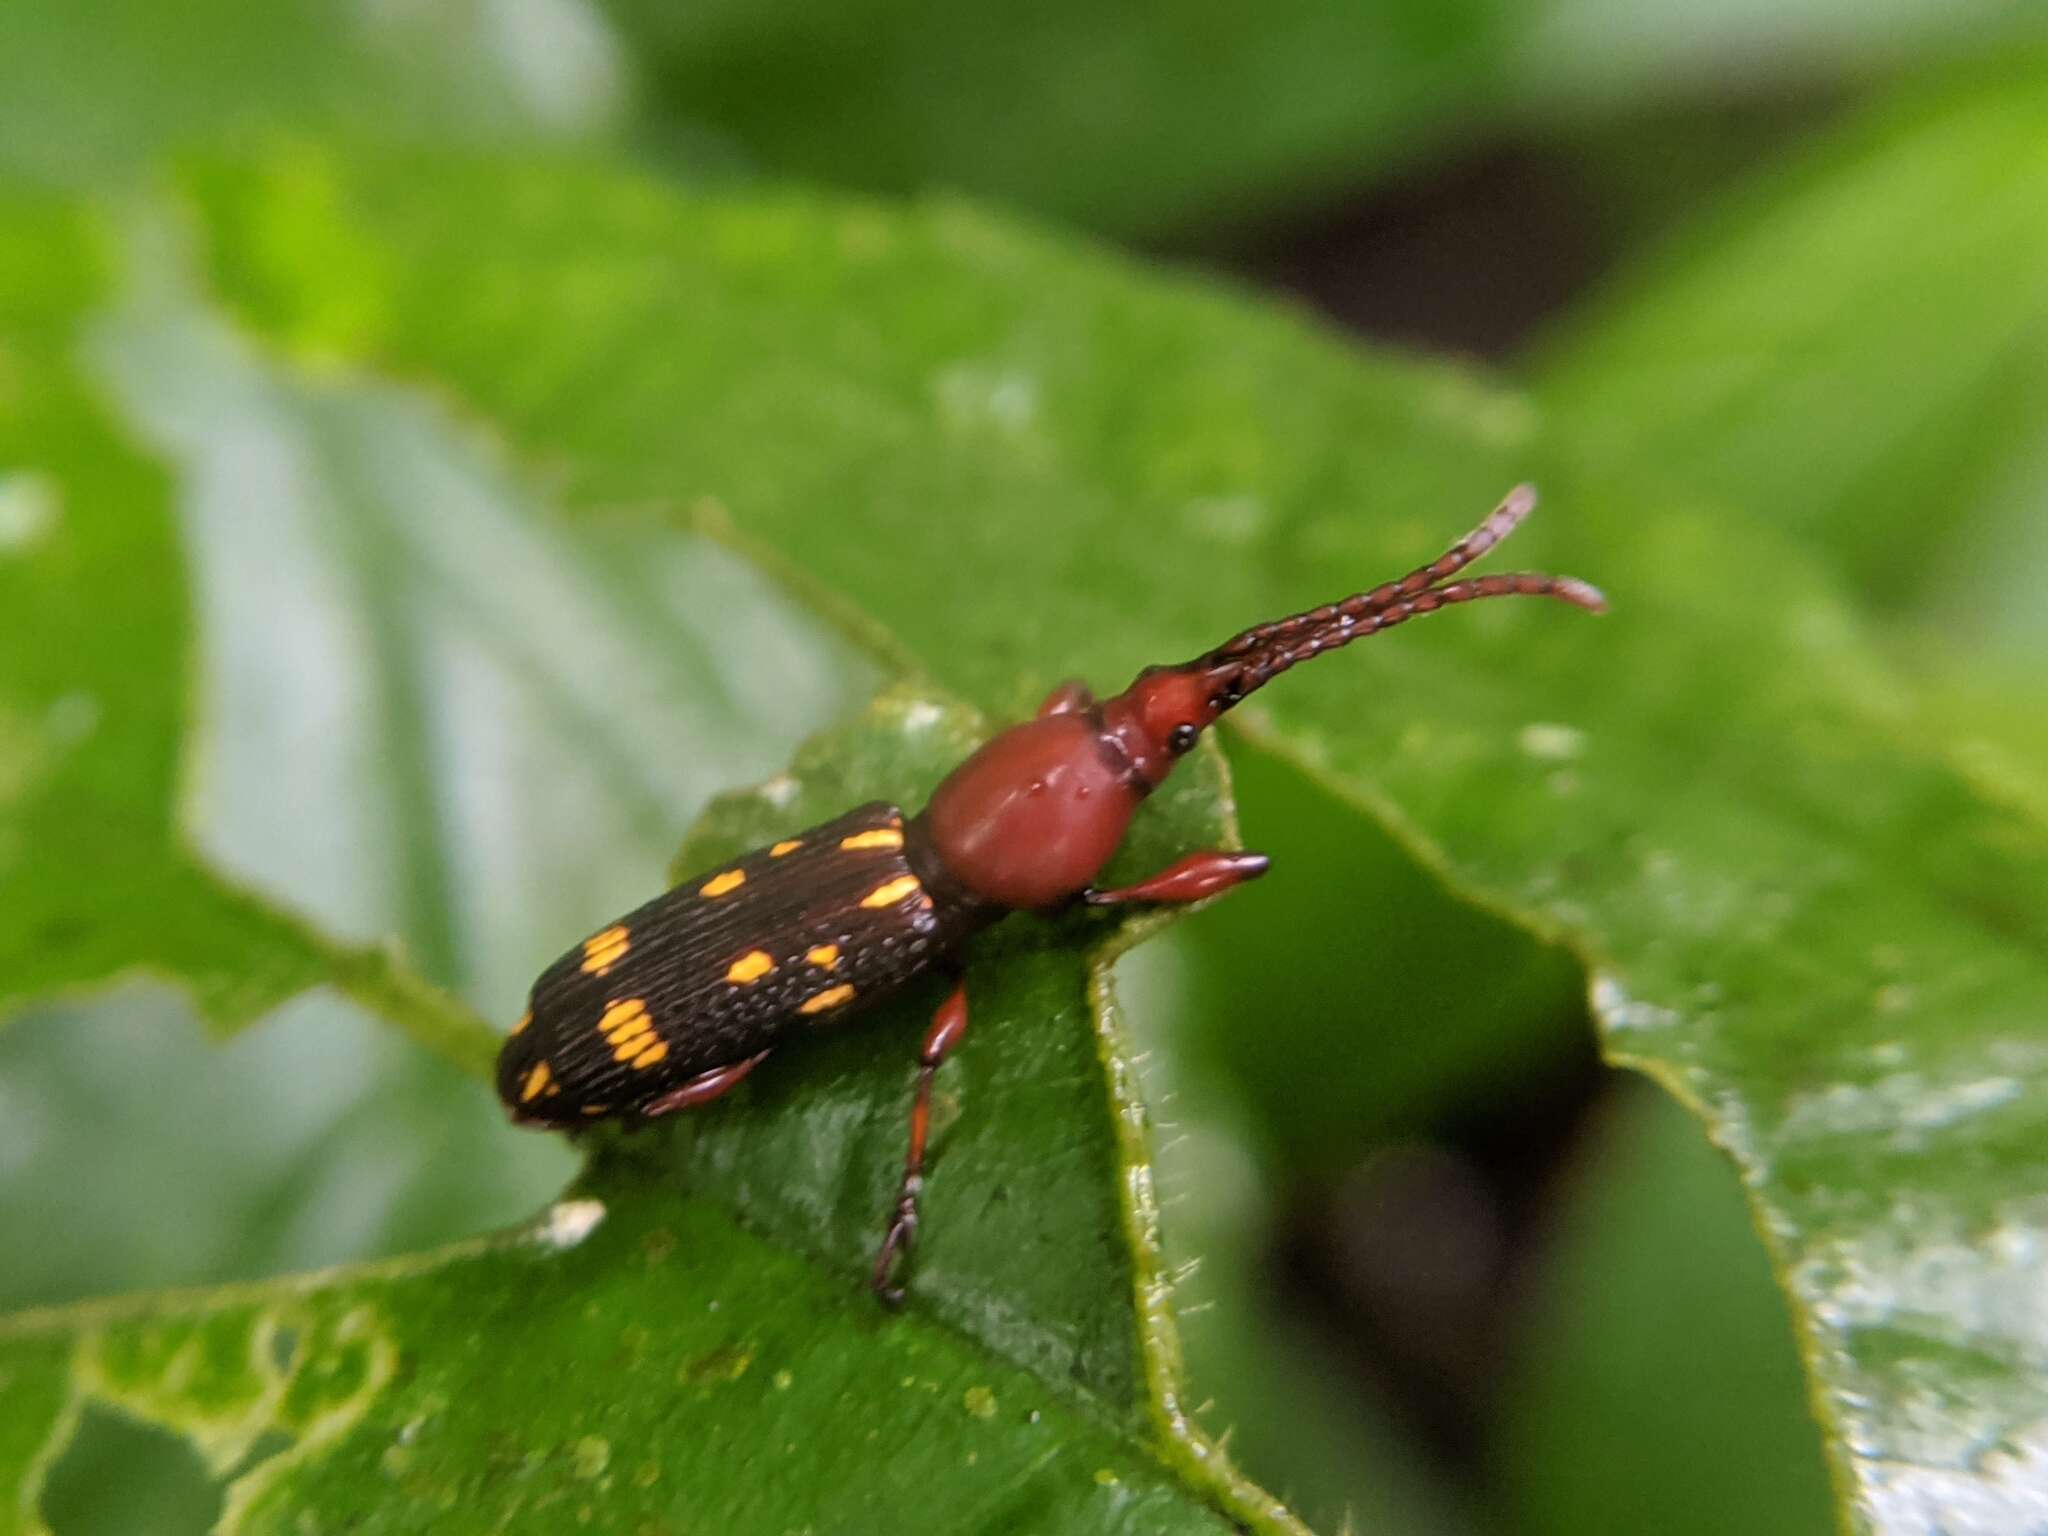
[870,1197,919,1307]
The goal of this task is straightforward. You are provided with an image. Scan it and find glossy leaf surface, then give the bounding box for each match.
[175,144,2048,1529]
[1,64,2043,1526]
[0,170,1279,1530]
[1537,61,2048,828]
[0,686,1270,1534]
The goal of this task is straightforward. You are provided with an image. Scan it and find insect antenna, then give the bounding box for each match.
[1194,484,1604,708]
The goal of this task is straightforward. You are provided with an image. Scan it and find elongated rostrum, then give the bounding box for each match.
[497,485,1604,1304]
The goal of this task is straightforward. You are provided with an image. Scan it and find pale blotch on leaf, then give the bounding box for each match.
[1517,721,1586,762]
[1182,495,1269,546]
[1590,973,1683,1033]
[1779,1071,2023,1153]
[754,773,800,809]
[933,362,1039,435]
[0,472,59,552]
[539,1199,607,1250]
[1863,1426,2048,1533]
[0,694,99,810]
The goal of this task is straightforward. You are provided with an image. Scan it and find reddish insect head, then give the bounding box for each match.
[921,484,1603,910]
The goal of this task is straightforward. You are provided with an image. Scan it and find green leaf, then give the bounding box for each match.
[1506,5,2048,120]
[603,0,1502,239]
[1160,734,1586,1171]
[0,163,1303,1530]
[0,185,480,1066]
[1535,60,2048,639]
[0,0,626,186]
[2,688,1284,1534]
[1117,925,1500,1536]
[1535,61,2048,827]
[0,986,573,1314]
[0,184,875,1086]
[658,684,1242,1415]
[87,196,875,1026]
[169,144,2048,1529]
[1498,1084,1835,1536]
[1115,745,1591,1536]
[602,0,2044,239]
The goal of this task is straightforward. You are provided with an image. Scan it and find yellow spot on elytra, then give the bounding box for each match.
[609,1024,654,1059]
[581,925,630,975]
[860,875,921,909]
[799,984,857,1015]
[519,1061,553,1103]
[700,869,746,898]
[726,950,776,984]
[599,998,650,1037]
[632,1039,670,1069]
[769,839,802,857]
[581,1104,608,1116]
[840,828,905,851]
[804,944,840,970]
[511,1011,532,1035]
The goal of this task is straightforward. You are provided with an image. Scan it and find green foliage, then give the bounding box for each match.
[600,0,2046,238]
[0,0,625,186]
[186,141,2048,1530]
[1499,1085,1836,1536]
[1538,58,2048,824]
[0,986,569,1315]
[1539,59,2048,644]
[1,693,1269,1534]
[2,8,2045,1535]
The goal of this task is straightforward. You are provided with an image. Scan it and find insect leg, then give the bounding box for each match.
[1083,850,1270,907]
[1035,679,1097,718]
[640,1051,770,1118]
[872,979,970,1307]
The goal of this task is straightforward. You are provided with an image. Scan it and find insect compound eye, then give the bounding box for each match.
[1167,723,1199,754]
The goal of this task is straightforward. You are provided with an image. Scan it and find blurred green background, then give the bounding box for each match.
[4,2,2047,1533]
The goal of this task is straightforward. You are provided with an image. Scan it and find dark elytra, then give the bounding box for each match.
[495,485,1604,1304]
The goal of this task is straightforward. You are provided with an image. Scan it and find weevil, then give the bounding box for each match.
[497,485,1604,1304]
